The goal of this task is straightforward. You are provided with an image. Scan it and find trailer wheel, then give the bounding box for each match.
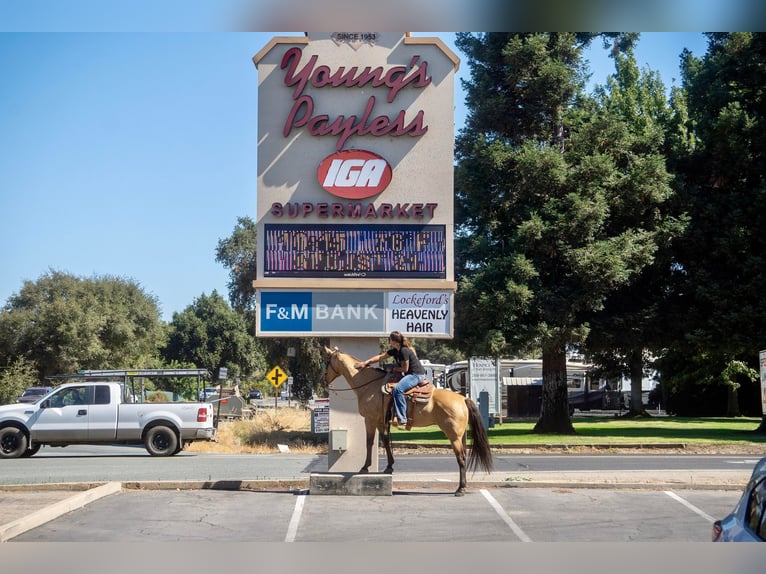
[144,425,178,456]
[0,427,29,459]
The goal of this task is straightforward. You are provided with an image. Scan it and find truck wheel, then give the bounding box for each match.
[144,425,178,456]
[0,427,29,459]
[21,444,41,458]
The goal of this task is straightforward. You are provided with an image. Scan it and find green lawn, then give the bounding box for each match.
[393,416,766,447]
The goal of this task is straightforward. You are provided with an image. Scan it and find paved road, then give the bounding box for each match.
[0,444,760,486]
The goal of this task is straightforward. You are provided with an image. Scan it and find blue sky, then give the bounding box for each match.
[0,32,709,322]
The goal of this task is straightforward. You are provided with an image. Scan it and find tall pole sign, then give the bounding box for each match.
[252,33,458,338]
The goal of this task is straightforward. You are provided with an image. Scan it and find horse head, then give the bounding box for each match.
[321,345,342,389]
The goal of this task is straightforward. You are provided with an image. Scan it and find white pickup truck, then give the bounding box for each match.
[0,381,216,458]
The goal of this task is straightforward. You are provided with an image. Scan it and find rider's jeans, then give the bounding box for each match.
[393,373,426,423]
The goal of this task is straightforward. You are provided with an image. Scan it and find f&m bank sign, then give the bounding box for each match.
[257,290,452,337]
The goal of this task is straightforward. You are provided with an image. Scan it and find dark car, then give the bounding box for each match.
[17,386,54,404]
[713,456,766,541]
[248,389,263,400]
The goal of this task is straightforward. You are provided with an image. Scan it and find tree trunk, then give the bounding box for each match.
[629,349,645,415]
[533,344,576,434]
[725,385,740,417]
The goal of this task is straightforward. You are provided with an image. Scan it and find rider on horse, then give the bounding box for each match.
[354,330,426,428]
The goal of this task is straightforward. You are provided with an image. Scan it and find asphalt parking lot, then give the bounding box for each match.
[2,483,741,543]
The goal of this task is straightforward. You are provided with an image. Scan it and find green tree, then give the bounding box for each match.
[662,33,766,421]
[410,338,464,366]
[215,216,259,314]
[216,218,327,399]
[163,291,265,381]
[0,270,165,378]
[263,337,326,402]
[584,45,687,416]
[0,356,38,405]
[454,33,676,433]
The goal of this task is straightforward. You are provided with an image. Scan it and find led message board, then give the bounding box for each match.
[263,223,446,279]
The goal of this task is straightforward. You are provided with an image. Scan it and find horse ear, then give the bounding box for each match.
[323,346,333,355]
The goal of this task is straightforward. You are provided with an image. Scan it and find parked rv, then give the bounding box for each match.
[444,358,658,418]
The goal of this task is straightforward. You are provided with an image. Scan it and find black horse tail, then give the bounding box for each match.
[465,397,494,474]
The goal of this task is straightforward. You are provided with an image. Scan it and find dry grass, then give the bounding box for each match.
[186,406,327,454]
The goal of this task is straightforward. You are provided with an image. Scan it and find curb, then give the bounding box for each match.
[0,481,122,542]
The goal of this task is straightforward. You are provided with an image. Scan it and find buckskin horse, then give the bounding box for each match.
[322,346,493,496]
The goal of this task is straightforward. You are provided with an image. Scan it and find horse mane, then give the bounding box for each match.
[355,365,387,386]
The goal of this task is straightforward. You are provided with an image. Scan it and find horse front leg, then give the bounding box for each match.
[379,394,396,473]
[358,419,377,474]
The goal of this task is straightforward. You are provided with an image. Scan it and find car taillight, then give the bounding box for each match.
[197,408,208,422]
[712,520,723,542]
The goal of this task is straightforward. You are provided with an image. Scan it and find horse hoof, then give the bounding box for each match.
[384,467,394,474]
[454,489,466,497]
[358,467,369,474]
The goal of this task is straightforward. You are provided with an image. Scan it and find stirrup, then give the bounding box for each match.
[381,384,391,395]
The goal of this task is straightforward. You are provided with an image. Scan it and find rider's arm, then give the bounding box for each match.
[356,352,388,368]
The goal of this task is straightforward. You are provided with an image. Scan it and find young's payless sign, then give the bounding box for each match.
[280,47,432,150]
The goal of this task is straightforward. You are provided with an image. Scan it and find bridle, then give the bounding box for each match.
[321,348,342,390]
[322,347,384,393]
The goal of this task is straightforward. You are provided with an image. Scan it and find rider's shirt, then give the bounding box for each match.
[387,346,426,375]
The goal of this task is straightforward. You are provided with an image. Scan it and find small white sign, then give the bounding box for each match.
[469,357,497,411]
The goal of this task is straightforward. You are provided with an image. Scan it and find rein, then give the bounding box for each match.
[326,375,382,393]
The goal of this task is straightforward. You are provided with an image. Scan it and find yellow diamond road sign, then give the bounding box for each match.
[266,365,287,388]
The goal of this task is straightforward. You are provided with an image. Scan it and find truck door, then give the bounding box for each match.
[31,385,92,442]
[88,384,119,441]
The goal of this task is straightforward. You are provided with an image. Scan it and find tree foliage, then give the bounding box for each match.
[583,47,688,415]
[671,33,766,356]
[215,216,259,313]
[261,337,326,402]
[0,355,38,405]
[0,270,165,378]
[163,291,265,380]
[648,33,766,420]
[215,217,328,400]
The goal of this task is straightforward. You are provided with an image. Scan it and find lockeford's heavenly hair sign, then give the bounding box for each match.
[253,33,458,337]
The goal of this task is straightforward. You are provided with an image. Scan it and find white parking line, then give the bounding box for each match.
[664,491,716,523]
[480,489,532,542]
[285,493,306,542]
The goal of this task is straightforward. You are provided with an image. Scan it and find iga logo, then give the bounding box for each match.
[317,149,392,199]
